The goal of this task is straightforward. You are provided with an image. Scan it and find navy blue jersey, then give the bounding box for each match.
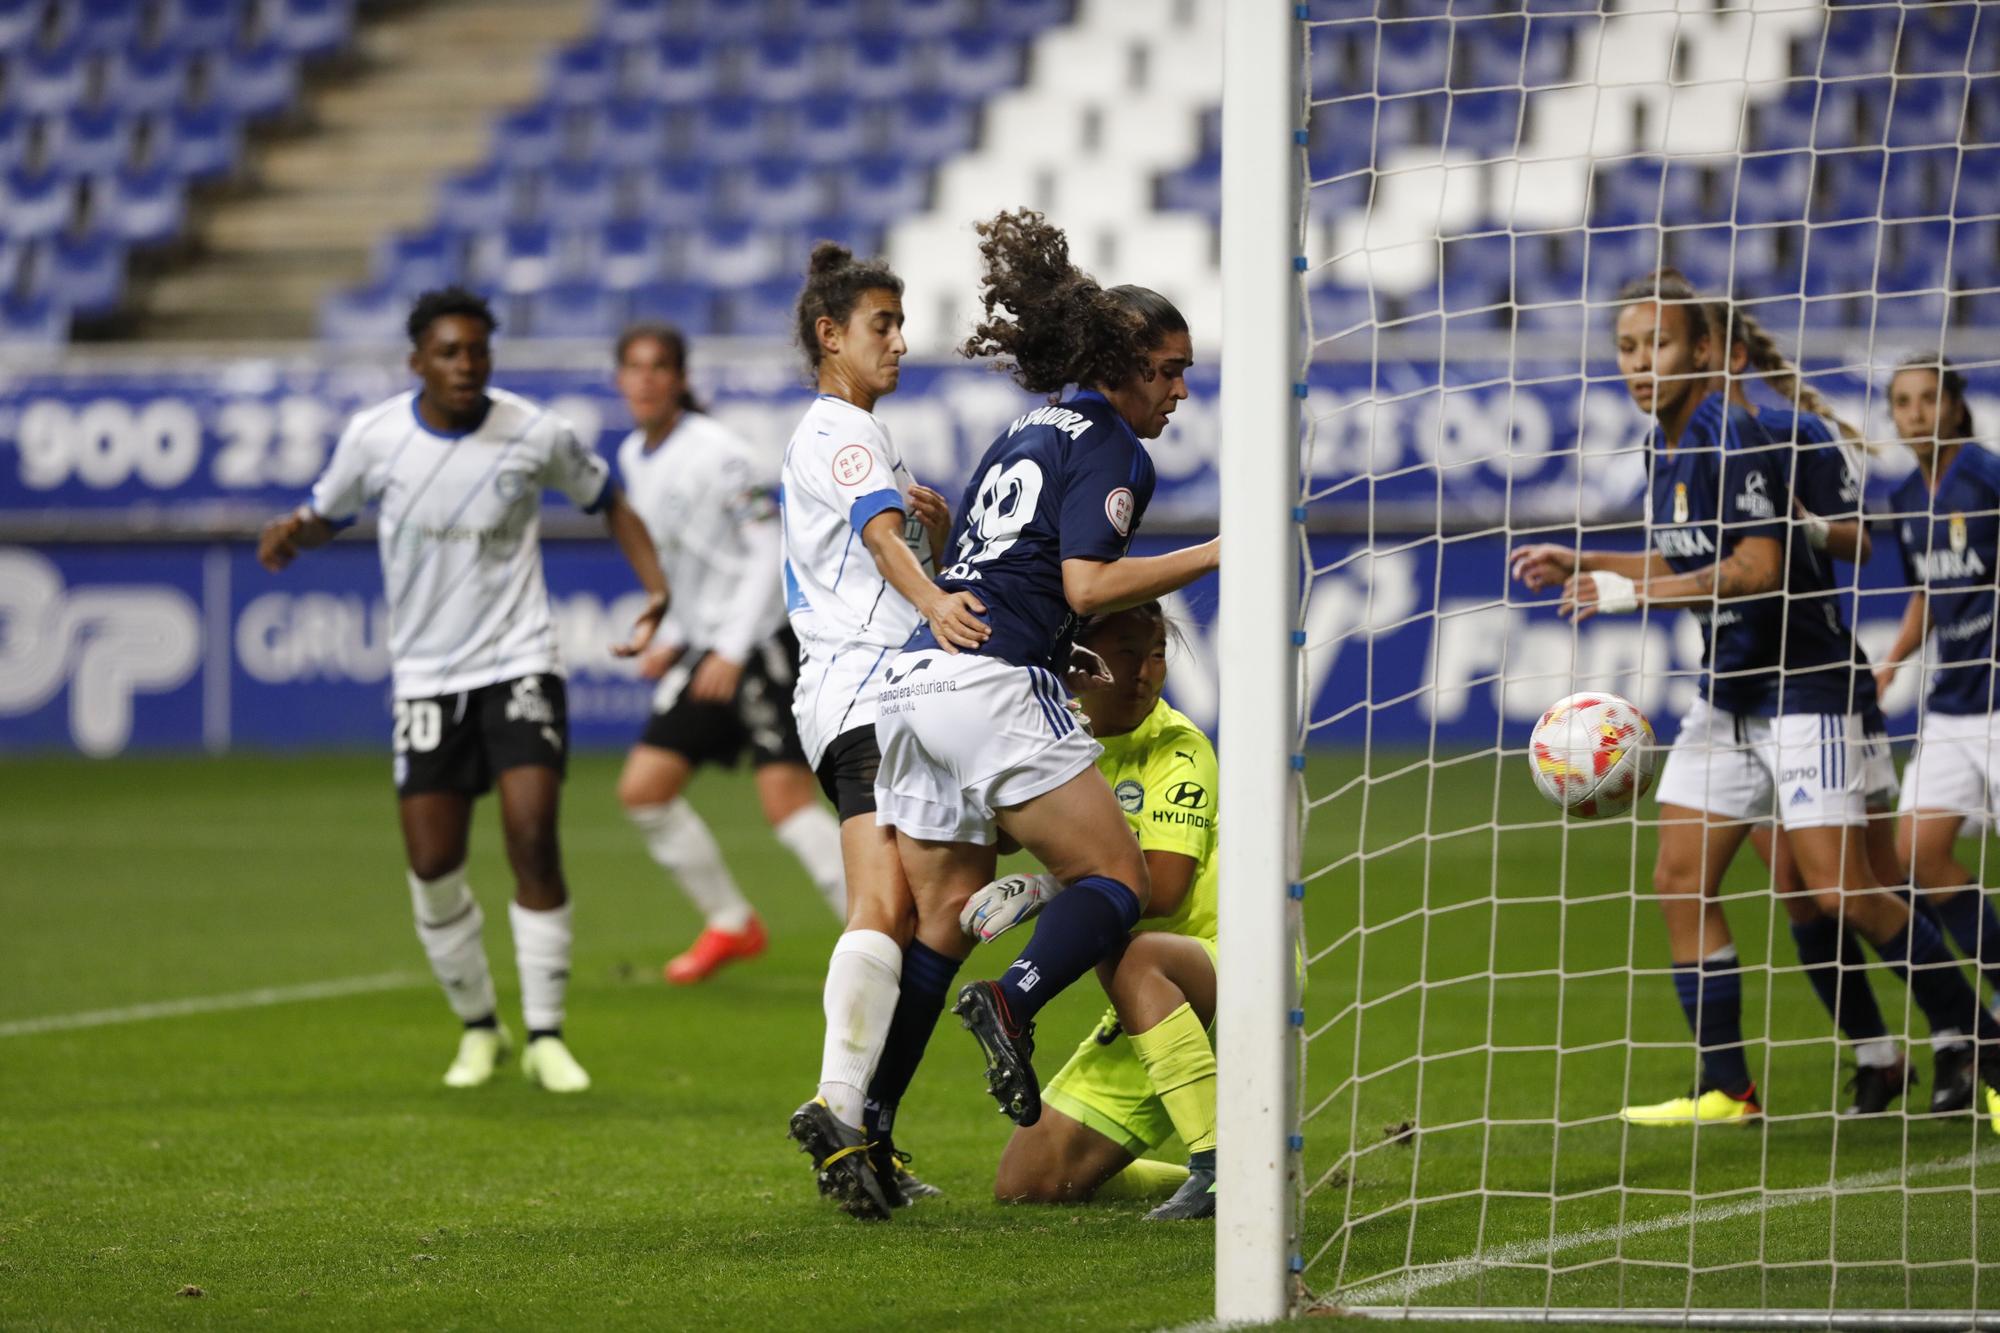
[908,391,1156,670]
[1887,443,2000,715]
[1648,393,1862,715]
[1758,405,1881,719]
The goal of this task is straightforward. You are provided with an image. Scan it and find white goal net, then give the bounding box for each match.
[1219,0,2000,1325]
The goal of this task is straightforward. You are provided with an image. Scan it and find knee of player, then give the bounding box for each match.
[407,851,467,884]
[1650,858,1699,898]
[992,1166,1071,1205]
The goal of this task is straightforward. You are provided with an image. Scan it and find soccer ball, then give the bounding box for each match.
[1528,692,1657,818]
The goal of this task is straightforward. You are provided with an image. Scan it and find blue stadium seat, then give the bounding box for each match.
[1581,226,1666,299]
[746,34,825,102]
[731,155,826,225]
[789,93,867,164]
[319,280,403,343]
[690,0,779,42]
[1956,145,2000,216]
[686,218,785,287]
[0,0,39,54]
[712,274,800,337]
[0,290,66,343]
[42,229,124,314]
[93,163,184,244]
[546,39,619,108]
[886,90,972,164]
[895,0,972,40]
[0,105,30,170]
[7,43,89,115]
[793,0,861,38]
[1309,96,1379,178]
[1438,232,1513,312]
[595,218,666,290]
[480,219,560,294]
[1880,146,1953,220]
[211,40,300,120]
[1304,170,1368,226]
[490,103,563,170]
[1750,82,1821,153]
[160,102,241,180]
[1443,89,1521,156]
[1306,283,1374,339]
[539,159,625,226]
[935,28,1022,99]
[788,215,879,263]
[163,0,246,50]
[1801,220,1879,297]
[984,0,1071,40]
[1903,3,1979,68]
[843,31,916,89]
[693,95,771,162]
[110,44,191,115]
[641,34,723,104]
[1158,151,1219,219]
[1371,19,1453,96]
[1592,158,1708,228]
[599,0,667,46]
[1880,219,1953,293]
[525,281,620,338]
[627,278,715,333]
[1864,289,1950,327]
[1729,226,1806,299]
[263,0,352,59]
[1950,220,2000,290]
[71,0,146,51]
[1668,222,1778,294]
[1,163,76,238]
[580,98,666,168]
[1813,150,1885,223]
[1886,76,1966,148]
[1728,151,1811,225]
[1813,5,1899,78]
[438,162,526,230]
[373,227,463,295]
[46,105,132,174]
[836,152,927,224]
[640,157,718,226]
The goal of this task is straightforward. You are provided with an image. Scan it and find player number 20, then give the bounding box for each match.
[393,700,443,754]
[945,459,1045,574]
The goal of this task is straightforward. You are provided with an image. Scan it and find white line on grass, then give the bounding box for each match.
[0,971,427,1038]
[1334,1145,2000,1308]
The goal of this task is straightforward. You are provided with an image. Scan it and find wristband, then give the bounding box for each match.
[1799,510,1830,551]
[1589,570,1640,614]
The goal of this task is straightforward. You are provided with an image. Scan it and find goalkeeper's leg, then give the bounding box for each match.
[1101,933,1219,1220]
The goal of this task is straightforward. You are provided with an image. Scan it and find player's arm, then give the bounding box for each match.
[1876,588,1930,695]
[692,495,784,701]
[859,508,989,651]
[1509,543,1669,593]
[1062,539,1219,616]
[1141,850,1198,919]
[1563,535,1783,621]
[600,485,672,658]
[257,504,337,571]
[1801,507,1871,563]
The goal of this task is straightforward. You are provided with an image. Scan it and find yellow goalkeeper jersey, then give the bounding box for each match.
[1094,698,1219,944]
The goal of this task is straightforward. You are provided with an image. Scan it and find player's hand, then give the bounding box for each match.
[924,589,989,652]
[689,653,743,703]
[1065,644,1113,693]
[612,593,669,659]
[908,483,952,560]
[1509,543,1577,592]
[959,872,1064,943]
[1559,573,1602,622]
[257,510,307,572]
[637,643,685,680]
[1874,663,1899,699]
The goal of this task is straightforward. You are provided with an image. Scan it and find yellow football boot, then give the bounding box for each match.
[1621,1085,1761,1127]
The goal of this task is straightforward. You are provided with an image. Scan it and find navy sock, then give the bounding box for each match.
[1931,889,2000,996]
[1672,952,1751,1096]
[1188,1148,1216,1174]
[1790,918,1889,1042]
[862,940,961,1141]
[995,875,1142,1022]
[1870,908,1990,1040]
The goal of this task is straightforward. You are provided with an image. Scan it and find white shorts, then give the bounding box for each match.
[1898,711,1999,825]
[792,640,899,770]
[873,649,1103,844]
[1861,723,1898,811]
[1654,697,1868,829]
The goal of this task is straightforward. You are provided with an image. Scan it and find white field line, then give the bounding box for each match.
[1334,1145,2000,1307]
[0,971,427,1038]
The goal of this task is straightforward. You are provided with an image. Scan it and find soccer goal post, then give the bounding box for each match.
[1219,0,2000,1326]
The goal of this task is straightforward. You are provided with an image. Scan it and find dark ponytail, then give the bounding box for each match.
[959,209,1187,397]
[616,322,704,414]
[794,240,903,373]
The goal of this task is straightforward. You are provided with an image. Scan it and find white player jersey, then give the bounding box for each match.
[617,411,785,665]
[308,387,609,700]
[779,393,934,762]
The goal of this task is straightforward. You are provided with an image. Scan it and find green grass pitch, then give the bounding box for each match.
[2,751,1996,1330]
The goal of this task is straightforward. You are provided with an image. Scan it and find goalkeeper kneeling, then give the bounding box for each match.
[962,602,1221,1221]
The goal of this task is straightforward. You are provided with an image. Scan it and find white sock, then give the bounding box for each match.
[818,928,903,1127]
[408,867,497,1024]
[626,800,754,932]
[509,900,573,1035]
[774,804,847,919]
[1933,1027,1969,1052]
[1855,1040,1899,1070]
